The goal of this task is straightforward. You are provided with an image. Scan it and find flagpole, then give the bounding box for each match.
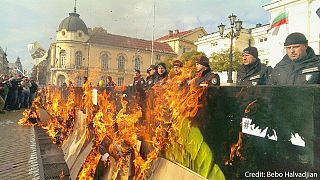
[151,0,155,65]
[285,10,289,36]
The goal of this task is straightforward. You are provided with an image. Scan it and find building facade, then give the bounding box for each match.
[48,10,176,87]
[195,28,252,59]
[196,0,320,69]
[157,27,207,55]
[0,46,9,74]
[264,0,320,67]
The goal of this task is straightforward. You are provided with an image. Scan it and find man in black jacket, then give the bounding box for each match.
[193,55,220,87]
[268,32,320,85]
[237,47,272,86]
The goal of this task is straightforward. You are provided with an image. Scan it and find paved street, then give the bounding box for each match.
[0,110,41,180]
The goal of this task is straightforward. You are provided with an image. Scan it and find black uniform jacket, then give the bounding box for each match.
[268,47,320,85]
[237,58,273,86]
[194,68,220,87]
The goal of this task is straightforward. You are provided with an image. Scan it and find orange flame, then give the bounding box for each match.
[59,169,65,179]
[20,60,210,179]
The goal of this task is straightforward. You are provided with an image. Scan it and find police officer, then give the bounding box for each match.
[268,32,320,85]
[193,55,220,87]
[237,47,272,86]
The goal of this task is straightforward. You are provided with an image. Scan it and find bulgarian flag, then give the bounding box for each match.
[267,12,288,32]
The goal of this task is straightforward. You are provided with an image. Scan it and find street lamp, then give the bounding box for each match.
[218,13,242,83]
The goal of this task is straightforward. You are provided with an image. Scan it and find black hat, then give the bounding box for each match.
[172,59,183,67]
[284,32,308,46]
[196,55,209,67]
[157,62,167,69]
[243,47,258,58]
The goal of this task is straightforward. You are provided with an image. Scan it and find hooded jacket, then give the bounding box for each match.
[268,47,320,85]
[237,58,273,86]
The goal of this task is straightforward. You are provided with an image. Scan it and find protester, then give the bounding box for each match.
[145,65,158,87]
[172,59,183,76]
[154,62,168,85]
[29,78,38,106]
[106,76,116,87]
[133,70,145,90]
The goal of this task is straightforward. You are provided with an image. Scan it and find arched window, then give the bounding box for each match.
[134,56,141,71]
[57,74,65,86]
[76,76,82,87]
[118,55,125,71]
[75,51,82,68]
[60,50,66,67]
[101,53,108,70]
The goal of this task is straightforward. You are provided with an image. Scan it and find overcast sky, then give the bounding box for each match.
[0,0,271,71]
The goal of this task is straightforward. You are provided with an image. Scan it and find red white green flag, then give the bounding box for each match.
[267,12,288,32]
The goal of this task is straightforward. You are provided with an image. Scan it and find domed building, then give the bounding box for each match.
[48,7,176,87]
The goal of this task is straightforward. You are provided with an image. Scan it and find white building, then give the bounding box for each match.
[0,46,9,74]
[264,0,320,67]
[196,0,320,70]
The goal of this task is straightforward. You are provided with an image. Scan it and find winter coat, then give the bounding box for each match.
[237,58,273,86]
[194,68,220,87]
[268,47,320,85]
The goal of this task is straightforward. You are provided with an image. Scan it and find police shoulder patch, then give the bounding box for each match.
[211,78,218,85]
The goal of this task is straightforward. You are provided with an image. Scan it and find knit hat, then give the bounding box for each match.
[243,47,258,58]
[157,62,167,69]
[284,32,308,46]
[172,59,183,67]
[196,55,210,67]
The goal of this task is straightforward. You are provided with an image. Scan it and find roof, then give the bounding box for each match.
[88,32,176,54]
[156,29,193,41]
[58,12,88,34]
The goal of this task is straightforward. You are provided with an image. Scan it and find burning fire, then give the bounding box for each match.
[19,60,215,179]
[225,99,257,165]
[18,97,41,125]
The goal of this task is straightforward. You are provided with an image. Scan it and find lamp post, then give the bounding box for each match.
[218,13,242,83]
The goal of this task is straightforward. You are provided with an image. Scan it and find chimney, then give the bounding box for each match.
[169,30,173,36]
[174,29,179,34]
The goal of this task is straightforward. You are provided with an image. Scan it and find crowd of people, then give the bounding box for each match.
[1,32,319,114]
[0,74,38,114]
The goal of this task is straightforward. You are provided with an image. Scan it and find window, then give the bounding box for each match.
[75,51,82,68]
[76,77,82,87]
[101,53,108,70]
[182,47,190,53]
[259,37,268,43]
[117,77,124,86]
[211,42,218,47]
[79,32,82,37]
[262,59,269,65]
[156,54,161,60]
[60,50,66,67]
[134,56,141,71]
[118,55,125,71]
